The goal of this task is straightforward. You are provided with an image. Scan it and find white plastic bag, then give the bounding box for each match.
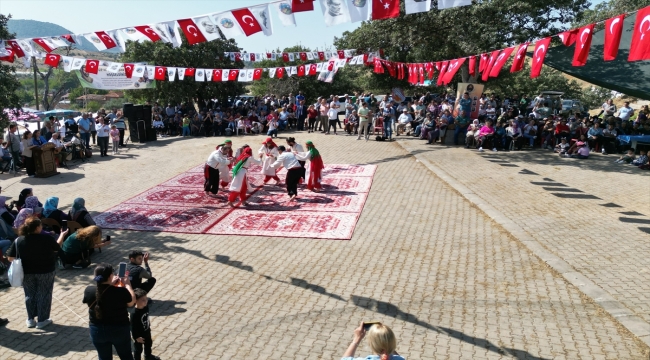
[7,237,24,287]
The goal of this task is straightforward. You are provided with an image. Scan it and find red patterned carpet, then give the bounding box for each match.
[95,163,376,239]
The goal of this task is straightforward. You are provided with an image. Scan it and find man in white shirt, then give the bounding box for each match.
[271,146,303,201]
[618,101,634,121]
[49,132,71,167]
[396,109,413,135]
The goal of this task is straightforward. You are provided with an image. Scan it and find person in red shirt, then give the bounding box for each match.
[306,105,319,134]
[554,118,570,144]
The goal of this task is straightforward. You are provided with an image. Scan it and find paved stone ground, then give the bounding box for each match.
[0,131,648,359]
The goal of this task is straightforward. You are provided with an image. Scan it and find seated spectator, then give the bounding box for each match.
[0,195,15,232]
[601,124,617,155]
[567,134,588,155]
[566,141,589,159]
[419,114,434,140]
[554,119,570,143]
[396,109,413,136]
[506,120,523,151]
[615,149,636,164]
[13,208,33,228]
[587,122,604,152]
[267,118,278,138]
[494,121,507,150]
[541,119,555,149]
[631,150,648,166]
[68,198,95,227]
[522,120,538,148]
[341,322,404,360]
[476,120,497,152]
[555,138,570,156]
[345,111,358,135]
[42,197,68,227]
[426,118,441,145]
[465,119,481,148]
[59,225,110,269]
[49,132,71,167]
[24,196,42,214]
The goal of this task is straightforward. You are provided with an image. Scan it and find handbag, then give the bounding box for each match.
[7,237,24,287]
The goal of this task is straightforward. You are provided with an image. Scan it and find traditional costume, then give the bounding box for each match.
[216,140,234,187]
[295,141,324,191]
[287,140,305,180]
[205,146,231,196]
[271,150,303,200]
[258,137,281,184]
[228,146,262,205]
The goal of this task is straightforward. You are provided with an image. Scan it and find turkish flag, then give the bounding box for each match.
[154,66,166,80]
[531,37,551,78]
[372,0,400,20]
[337,50,345,59]
[317,51,325,60]
[299,52,307,61]
[442,58,466,85]
[250,53,256,62]
[62,34,75,43]
[309,64,317,75]
[297,65,305,77]
[510,43,529,73]
[0,48,15,63]
[276,67,285,78]
[85,60,100,74]
[135,25,162,42]
[33,38,54,53]
[213,69,222,81]
[482,50,500,81]
[7,40,25,58]
[44,53,61,67]
[604,15,625,61]
[572,24,595,67]
[489,47,514,77]
[282,53,290,62]
[398,63,405,80]
[559,29,579,46]
[418,63,425,84]
[232,8,263,37]
[292,0,314,12]
[478,53,488,73]
[185,68,196,76]
[436,61,448,86]
[385,62,396,78]
[228,69,239,81]
[124,64,134,78]
[94,31,118,49]
[253,68,263,80]
[468,56,476,77]
[177,19,208,45]
[374,58,384,74]
[234,53,242,62]
[629,7,650,61]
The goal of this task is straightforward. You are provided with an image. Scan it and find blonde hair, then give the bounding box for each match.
[367,323,397,358]
[76,225,102,245]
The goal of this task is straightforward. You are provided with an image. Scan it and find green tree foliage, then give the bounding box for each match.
[578,0,649,26]
[248,45,359,104]
[119,35,244,106]
[0,14,22,132]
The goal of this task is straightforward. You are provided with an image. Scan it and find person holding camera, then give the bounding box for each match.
[342,322,404,360]
[83,263,136,360]
[59,225,111,269]
[127,251,156,294]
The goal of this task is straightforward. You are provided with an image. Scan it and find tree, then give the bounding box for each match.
[0,14,22,132]
[36,67,79,110]
[119,35,244,106]
[578,0,649,26]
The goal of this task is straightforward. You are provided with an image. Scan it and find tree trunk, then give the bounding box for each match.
[461,64,478,84]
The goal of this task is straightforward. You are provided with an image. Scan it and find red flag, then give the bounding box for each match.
[386,62,396,78]
[442,58,466,85]
[253,68,263,80]
[604,15,625,61]
[85,60,100,74]
[424,62,433,80]
[231,8,263,37]
[250,53,256,62]
[531,37,551,78]
[185,68,196,76]
[318,51,325,60]
[478,53,488,73]
[297,65,305,77]
[276,67,285,78]
[234,53,242,62]
[309,64,317,75]
[299,52,307,61]
[436,61,449,86]
[337,50,345,59]
[374,58,384,74]
[7,40,25,58]
[397,63,404,80]
[62,34,75,43]
[0,48,15,63]
[32,38,54,53]
[282,53,290,62]
[489,47,514,77]
[124,64,134,78]
[372,0,400,20]
[266,53,272,59]
[292,0,314,12]
[94,31,117,49]
[629,6,650,61]
[418,63,425,84]
[559,29,579,46]
[510,43,529,73]
[177,19,208,45]
[468,56,476,77]
[213,69,222,82]
[482,50,500,81]
[572,24,595,67]
[228,69,239,81]
[44,53,61,67]
[135,25,162,42]
[154,66,166,81]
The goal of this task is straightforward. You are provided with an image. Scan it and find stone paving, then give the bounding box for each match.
[0,131,648,359]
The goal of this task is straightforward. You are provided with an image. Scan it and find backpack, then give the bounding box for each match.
[375,136,386,141]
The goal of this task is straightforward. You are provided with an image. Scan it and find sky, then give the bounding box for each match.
[1,0,361,52]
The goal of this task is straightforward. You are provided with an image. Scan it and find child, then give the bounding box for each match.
[109,125,120,155]
[615,149,636,164]
[566,141,589,159]
[131,289,161,360]
[555,137,570,156]
[631,150,648,166]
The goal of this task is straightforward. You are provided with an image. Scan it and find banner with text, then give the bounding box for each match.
[75,65,156,90]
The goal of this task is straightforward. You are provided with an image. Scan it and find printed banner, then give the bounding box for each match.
[75,61,157,90]
[454,83,484,119]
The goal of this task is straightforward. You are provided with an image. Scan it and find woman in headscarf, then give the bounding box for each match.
[14,208,34,228]
[227,146,262,207]
[0,196,15,225]
[24,196,42,214]
[204,144,231,198]
[258,137,281,185]
[43,197,68,225]
[295,141,325,192]
[68,198,96,227]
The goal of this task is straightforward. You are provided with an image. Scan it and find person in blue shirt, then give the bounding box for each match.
[458,92,472,116]
[31,130,47,147]
[587,122,604,151]
[77,113,91,149]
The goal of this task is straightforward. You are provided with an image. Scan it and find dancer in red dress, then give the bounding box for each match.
[295,141,324,192]
[227,145,262,207]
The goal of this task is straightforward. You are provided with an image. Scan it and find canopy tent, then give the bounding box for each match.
[537,14,650,100]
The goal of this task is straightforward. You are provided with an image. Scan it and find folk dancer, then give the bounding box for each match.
[286,137,305,180]
[294,141,324,192]
[204,146,231,198]
[271,146,304,201]
[259,137,281,185]
[227,146,262,207]
[216,140,234,188]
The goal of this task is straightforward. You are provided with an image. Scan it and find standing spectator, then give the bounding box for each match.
[357,102,371,141]
[110,125,120,155]
[96,118,111,157]
[83,263,136,360]
[127,251,156,294]
[600,99,616,118]
[89,115,97,146]
[78,113,91,149]
[3,124,21,173]
[267,117,278,138]
[40,119,54,141]
[457,92,472,116]
[131,289,161,360]
[21,131,36,177]
[327,105,339,135]
[306,105,319,134]
[181,115,191,137]
[6,217,69,329]
[341,322,404,360]
[618,101,635,122]
[296,100,307,131]
[318,99,329,132]
[113,111,127,147]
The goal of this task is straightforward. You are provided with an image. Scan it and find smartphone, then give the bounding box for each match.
[363,321,381,331]
[61,220,68,231]
[118,262,127,278]
[104,235,111,243]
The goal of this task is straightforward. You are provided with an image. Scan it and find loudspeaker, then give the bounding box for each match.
[142,105,152,124]
[128,119,140,142]
[133,105,144,121]
[122,103,134,122]
[146,128,157,142]
[136,120,147,143]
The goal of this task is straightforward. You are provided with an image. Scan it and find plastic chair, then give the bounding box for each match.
[40,218,61,233]
[66,220,83,234]
[373,116,384,135]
